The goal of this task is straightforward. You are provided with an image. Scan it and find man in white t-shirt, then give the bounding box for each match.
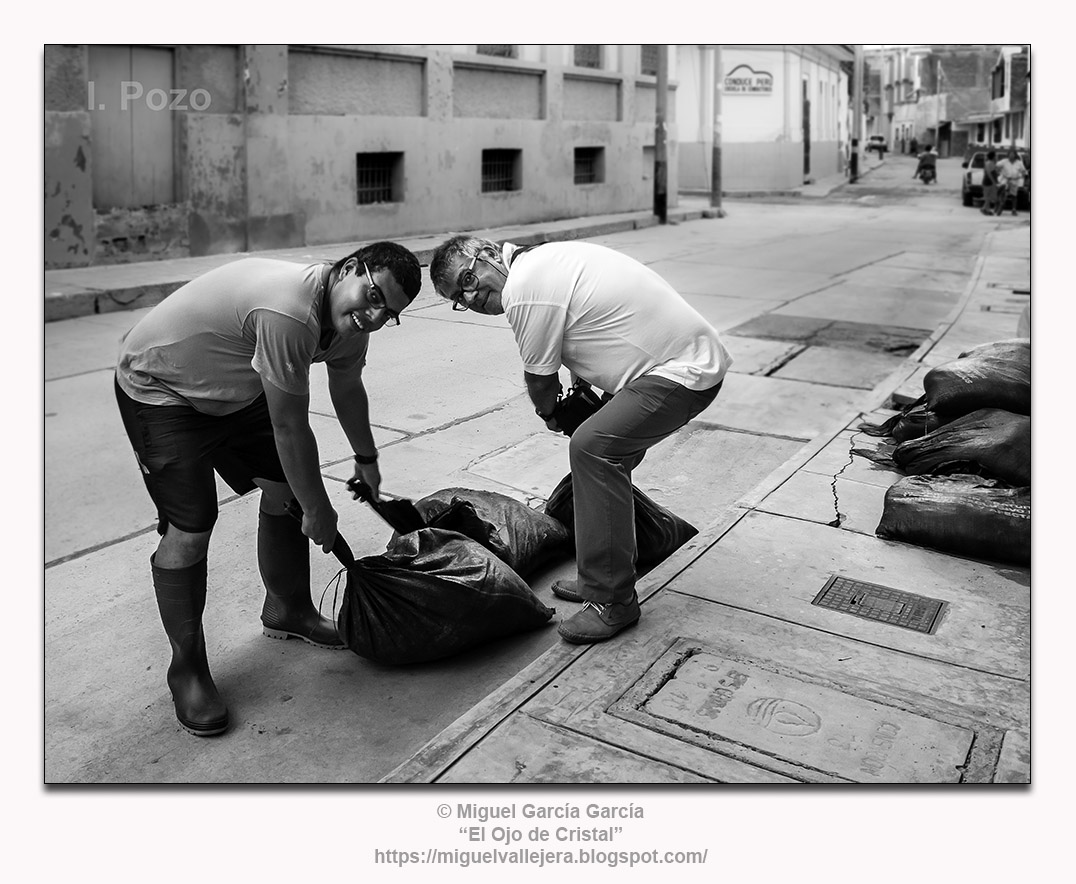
[429,236,732,643]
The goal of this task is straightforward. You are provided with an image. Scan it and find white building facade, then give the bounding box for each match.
[675,44,853,194]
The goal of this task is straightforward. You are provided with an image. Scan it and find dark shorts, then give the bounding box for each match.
[115,377,286,534]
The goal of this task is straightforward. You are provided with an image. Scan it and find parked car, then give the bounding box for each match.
[866,135,888,154]
[961,149,1031,209]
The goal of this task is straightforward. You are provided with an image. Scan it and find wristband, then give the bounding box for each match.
[354,452,379,465]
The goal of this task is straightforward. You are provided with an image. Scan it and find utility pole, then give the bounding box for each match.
[654,44,668,223]
[709,44,726,218]
[850,44,863,183]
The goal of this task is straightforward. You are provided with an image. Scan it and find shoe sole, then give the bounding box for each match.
[558,617,639,644]
[178,719,228,737]
[262,626,347,650]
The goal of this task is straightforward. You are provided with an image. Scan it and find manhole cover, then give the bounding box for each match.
[811,575,945,634]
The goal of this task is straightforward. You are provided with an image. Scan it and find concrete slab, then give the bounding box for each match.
[697,372,868,440]
[509,593,1024,784]
[681,292,787,333]
[994,729,1031,783]
[645,260,834,300]
[873,251,978,275]
[773,283,959,330]
[838,264,970,294]
[308,314,525,436]
[722,336,804,375]
[643,652,972,782]
[772,345,910,390]
[672,510,1031,679]
[44,492,576,783]
[439,713,715,784]
[754,470,892,536]
[801,429,904,488]
[44,366,394,563]
[45,313,138,380]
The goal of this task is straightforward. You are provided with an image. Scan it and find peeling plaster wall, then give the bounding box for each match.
[45,46,94,267]
[45,44,677,268]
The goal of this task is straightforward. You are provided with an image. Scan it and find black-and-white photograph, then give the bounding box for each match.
[34,32,1050,880]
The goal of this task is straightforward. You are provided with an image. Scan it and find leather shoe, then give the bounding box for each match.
[558,595,640,644]
[551,579,585,603]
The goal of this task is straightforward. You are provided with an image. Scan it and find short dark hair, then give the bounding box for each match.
[332,241,422,301]
[987,150,996,159]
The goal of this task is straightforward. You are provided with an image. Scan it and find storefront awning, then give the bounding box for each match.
[954,112,1004,125]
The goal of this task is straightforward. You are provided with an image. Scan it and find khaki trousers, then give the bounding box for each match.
[569,374,722,605]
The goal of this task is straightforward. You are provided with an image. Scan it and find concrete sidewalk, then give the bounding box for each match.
[43,174,1029,783]
[382,222,1032,784]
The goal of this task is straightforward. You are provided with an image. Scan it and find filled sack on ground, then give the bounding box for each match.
[859,397,950,443]
[337,527,554,666]
[892,408,1031,486]
[544,473,698,573]
[390,487,572,578]
[923,340,1031,417]
[876,474,1030,566]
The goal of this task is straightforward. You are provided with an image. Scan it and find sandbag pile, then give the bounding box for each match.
[859,339,1031,565]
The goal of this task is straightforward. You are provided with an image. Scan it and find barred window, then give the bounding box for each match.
[356,152,402,205]
[574,45,601,69]
[574,147,604,185]
[477,45,516,58]
[481,149,521,193]
[640,45,659,76]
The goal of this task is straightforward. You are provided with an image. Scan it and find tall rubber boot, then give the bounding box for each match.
[258,510,345,649]
[151,555,229,737]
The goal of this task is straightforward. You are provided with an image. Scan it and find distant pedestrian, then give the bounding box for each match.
[114,243,422,736]
[909,136,918,156]
[981,150,1000,215]
[997,148,1028,216]
[429,237,732,645]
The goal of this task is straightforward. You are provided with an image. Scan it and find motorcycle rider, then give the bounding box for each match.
[914,145,937,183]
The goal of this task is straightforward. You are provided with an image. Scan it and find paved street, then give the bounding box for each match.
[43,155,1031,784]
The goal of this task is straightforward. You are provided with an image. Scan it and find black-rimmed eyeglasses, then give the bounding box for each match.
[363,261,400,326]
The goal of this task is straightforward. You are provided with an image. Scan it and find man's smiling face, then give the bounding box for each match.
[330,259,410,336]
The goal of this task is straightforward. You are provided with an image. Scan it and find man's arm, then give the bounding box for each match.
[327,365,382,501]
[525,370,562,430]
[261,376,338,552]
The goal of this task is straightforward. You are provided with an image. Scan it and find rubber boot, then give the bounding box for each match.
[258,509,345,649]
[151,555,229,737]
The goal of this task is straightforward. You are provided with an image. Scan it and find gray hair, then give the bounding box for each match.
[428,234,501,300]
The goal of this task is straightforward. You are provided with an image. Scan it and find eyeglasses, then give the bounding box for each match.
[449,254,481,311]
[362,261,400,327]
[449,252,506,311]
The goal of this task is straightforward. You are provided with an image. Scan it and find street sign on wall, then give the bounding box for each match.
[724,64,774,95]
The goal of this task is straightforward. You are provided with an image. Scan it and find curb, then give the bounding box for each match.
[44,207,709,323]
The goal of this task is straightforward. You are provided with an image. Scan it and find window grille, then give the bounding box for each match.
[477,45,516,58]
[640,45,659,76]
[574,147,604,185]
[356,152,401,205]
[481,149,521,193]
[574,45,601,69]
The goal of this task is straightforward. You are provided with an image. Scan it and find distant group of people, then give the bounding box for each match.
[981,148,1028,216]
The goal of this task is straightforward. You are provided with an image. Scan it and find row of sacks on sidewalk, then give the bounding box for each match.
[856,339,1030,566]
[321,476,697,667]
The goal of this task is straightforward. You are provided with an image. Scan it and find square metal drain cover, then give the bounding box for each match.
[811,575,945,634]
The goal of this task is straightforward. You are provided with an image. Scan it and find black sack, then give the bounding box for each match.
[337,528,554,666]
[391,488,572,578]
[876,474,1030,566]
[859,397,950,443]
[544,472,698,573]
[892,408,1031,486]
[550,381,611,436]
[923,340,1031,418]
